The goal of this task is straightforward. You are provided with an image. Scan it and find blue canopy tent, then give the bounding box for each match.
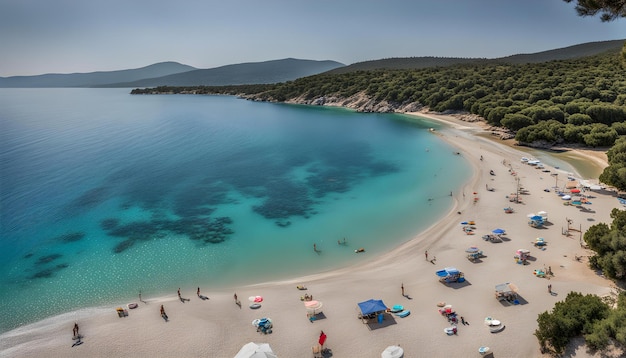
[358,299,388,323]
[358,299,388,315]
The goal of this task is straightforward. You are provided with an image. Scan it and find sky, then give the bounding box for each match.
[1,0,625,77]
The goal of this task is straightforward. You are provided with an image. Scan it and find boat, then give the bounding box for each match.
[127,302,138,309]
[490,324,506,333]
[520,157,529,163]
[250,303,262,309]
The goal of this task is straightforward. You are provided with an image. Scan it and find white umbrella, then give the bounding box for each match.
[234,342,277,358]
[381,345,404,358]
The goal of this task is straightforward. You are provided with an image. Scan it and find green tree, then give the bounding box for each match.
[535,292,610,354]
[501,113,534,131]
[563,0,626,21]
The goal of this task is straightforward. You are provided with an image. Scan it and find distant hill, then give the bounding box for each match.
[326,39,625,74]
[104,58,346,87]
[0,62,197,88]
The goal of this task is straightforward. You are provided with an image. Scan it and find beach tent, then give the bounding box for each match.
[358,299,388,315]
[234,342,277,358]
[381,345,404,358]
[537,211,548,221]
[495,283,518,301]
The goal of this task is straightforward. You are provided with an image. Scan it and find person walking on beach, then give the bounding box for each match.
[177,288,181,299]
[73,323,79,337]
[425,250,428,261]
[401,283,404,296]
[160,304,168,321]
[548,284,552,294]
[234,293,238,302]
[197,287,200,297]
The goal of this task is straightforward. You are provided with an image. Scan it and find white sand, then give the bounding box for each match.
[1,112,620,358]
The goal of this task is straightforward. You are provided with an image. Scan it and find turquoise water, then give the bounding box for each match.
[0,89,470,332]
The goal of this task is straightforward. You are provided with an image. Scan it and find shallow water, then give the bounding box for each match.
[0,89,471,332]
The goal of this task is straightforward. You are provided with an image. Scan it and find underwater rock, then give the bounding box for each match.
[36,253,62,265]
[100,218,120,231]
[113,239,136,253]
[72,186,109,208]
[55,232,85,243]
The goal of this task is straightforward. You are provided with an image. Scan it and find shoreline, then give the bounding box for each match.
[1,110,619,358]
[410,110,609,177]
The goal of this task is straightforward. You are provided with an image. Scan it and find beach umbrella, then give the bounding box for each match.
[530,215,543,221]
[492,228,505,235]
[381,345,404,358]
[248,296,263,303]
[234,342,277,358]
[304,300,323,311]
[571,188,580,193]
[465,247,480,253]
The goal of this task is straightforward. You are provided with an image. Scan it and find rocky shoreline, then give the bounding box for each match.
[242,90,517,141]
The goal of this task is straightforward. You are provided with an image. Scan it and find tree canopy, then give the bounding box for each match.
[564,0,626,21]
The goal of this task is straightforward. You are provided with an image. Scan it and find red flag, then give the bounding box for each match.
[319,332,327,346]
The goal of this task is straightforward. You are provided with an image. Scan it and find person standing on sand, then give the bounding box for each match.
[177,288,181,299]
[548,284,552,293]
[401,283,404,296]
[197,287,200,297]
[73,323,79,337]
[234,293,238,302]
[425,250,428,261]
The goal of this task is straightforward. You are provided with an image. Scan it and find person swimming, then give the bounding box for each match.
[355,248,365,253]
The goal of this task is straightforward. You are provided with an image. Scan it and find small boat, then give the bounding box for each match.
[520,157,529,163]
[249,303,262,309]
[127,302,138,309]
[490,324,506,333]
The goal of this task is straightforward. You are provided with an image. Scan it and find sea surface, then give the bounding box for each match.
[0,88,474,333]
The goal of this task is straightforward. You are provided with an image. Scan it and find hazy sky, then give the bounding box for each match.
[1,0,625,76]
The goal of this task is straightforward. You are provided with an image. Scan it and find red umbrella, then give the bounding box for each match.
[319,331,327,346]
[571,189,580,193]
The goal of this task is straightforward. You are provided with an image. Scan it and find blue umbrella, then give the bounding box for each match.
[465,247,480,253]
[492,228,505,235]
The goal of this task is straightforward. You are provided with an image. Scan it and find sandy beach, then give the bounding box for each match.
[1,112,620,358]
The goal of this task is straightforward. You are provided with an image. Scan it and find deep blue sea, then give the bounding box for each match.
[0,88,471,332]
